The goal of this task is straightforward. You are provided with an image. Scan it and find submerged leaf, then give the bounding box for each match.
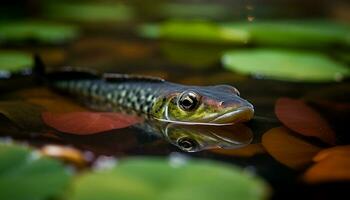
[42,112,142,134]
[0,21,79,44]
[0,142,72,200]
[275,98,336,144]
[17,87,88,112]
[222,49,349,82]
[262,127,322,169]
[69,158,269,200]
[28,98,87,113]
[0,101,45,132]
[0,51,33,75]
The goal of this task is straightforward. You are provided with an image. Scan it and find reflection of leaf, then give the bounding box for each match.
[44,2,134,23]
[224,21,350,47]
[0,21,79,44]
[304,146,350,183]
[0,51,33,74]
[140,21,249,44]
[70,158,269,200]
[0,101,45,132]
[211,144,266,157]
[0,142,72,200]
[42,112,142,135]
[222,49,349,82]
[275,98,336,144]
[262,127,322,169]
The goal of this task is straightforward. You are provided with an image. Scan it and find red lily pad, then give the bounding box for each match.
[42,112,143,135]
[275,98,336,145]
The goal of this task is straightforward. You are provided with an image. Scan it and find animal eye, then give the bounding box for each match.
[179,91,199,111]
[177,137,198,152]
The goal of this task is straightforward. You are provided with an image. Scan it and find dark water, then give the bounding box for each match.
[0,1,350,199]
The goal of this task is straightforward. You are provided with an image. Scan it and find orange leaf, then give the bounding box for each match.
[275,98,336,145]
[313,145,350,162]
[262,127,322,169]
[42,112,143,134]
[211,144,266,157]
[304,154,350,183]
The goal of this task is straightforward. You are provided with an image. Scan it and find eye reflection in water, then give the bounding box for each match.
[144,121,253,152]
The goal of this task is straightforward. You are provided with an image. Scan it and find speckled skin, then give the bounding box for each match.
[54,80,169,116]
[51,75,254,125]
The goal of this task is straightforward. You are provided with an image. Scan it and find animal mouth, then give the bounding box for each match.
[154,105,254,126]
[209,106,254,124]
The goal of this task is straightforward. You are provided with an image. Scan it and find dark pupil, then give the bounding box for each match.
[180,94,197,110]
[182,98,192,108]
[178,138,196,151]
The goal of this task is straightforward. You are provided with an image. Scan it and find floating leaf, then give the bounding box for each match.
[224,21,350,47]
[42,112,142,134]
[44,2,134,23]
[222,49,350,82]
[0,142,72,200]
[0,51,33,75]
[0,101,45,132]
[275,98,336,144]
[262,127,322,169]
[303,153,350,183]
[69,158,269,200]
[211,144,266,157]
[140,21,249,44]
[0,21,79,44]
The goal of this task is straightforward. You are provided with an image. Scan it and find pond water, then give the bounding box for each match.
[0,1,349,200]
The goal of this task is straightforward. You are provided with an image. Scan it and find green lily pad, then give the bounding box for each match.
[43,2,134,23]
[222,49,350,82]
[140,21,249,44]
[224,21,350,47]
[0,51,33,74]
[70,157,269,200]
[0,142,72,200]
[0,21,79,44]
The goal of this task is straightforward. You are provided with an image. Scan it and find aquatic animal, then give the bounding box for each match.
[35,56,254,125]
